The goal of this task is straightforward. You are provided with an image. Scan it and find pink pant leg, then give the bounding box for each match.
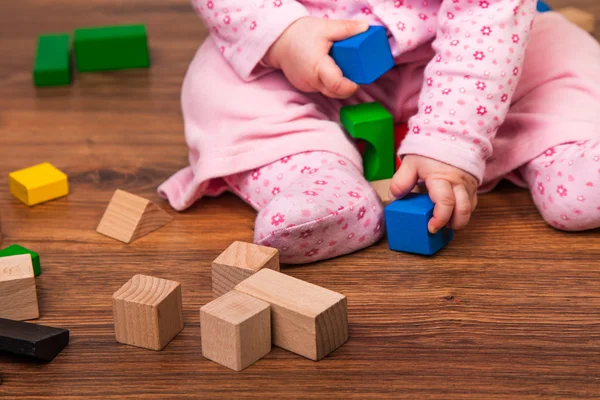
[519,140,600,231]
[224,151,385,264]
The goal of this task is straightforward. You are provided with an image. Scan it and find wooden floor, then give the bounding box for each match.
[1,1,599,398]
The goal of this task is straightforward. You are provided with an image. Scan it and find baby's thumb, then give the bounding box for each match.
[389,159,419,200]
[326,19,369,42]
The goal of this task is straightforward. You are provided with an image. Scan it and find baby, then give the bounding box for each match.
[159,0,600,263]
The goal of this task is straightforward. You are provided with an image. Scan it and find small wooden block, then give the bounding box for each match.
[370,179,393,204]
[0,318,69,361]
[112,274,184,350]
[97,189,173,243]
[0,214,3,247]
[212,241,280,298]
[558,7,595,34]
[8,163,68,206]
[201,291,271,371]
[234,269,348,361]
[0,255,39,321]
[0,244,41,277]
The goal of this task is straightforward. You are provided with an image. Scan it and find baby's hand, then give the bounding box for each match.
[390,155,478,234]
[264,17,369,99]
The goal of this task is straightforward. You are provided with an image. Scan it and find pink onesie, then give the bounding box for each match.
[159,0,600,263]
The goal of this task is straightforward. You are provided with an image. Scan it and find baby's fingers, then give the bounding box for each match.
[316,56,359,99]
[425,177,454,234]
[448,184,472,230]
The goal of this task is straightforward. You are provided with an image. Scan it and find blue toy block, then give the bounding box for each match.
[536,1,551,12]
[384,193,454,256]
[330,25,394,85]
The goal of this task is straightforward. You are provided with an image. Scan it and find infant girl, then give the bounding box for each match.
[159,0,600,263]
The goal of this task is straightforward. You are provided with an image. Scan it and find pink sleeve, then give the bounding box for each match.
[397,0,537,183]
[192,0,310,81]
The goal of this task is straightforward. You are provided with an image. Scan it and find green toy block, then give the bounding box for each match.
[74,24,150,72]
[0,244,41,277]
[340,102,395,181]
[33,34,71,87]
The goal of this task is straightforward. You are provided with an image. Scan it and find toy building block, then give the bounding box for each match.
[0,254,39,321]
[385,193,454,255]
[370,179,394,205]
[74,24,150,72]
[212,241,280,298]
[558,8,596,34]
[8,162,69,206]
[113,274,184,350]
[234,269,348,361]
[33,34,71,87]
[0,318,69,361]
[536,0,551,12]
[330,25,394,84]
[395,123,408,170]
[96,189,172,244]
[341,102,394,181]
[201,291,271,371]
[0,245,41,277]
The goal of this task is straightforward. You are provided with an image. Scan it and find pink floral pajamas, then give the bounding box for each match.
[159,3,600,263]
[224,151,384,263]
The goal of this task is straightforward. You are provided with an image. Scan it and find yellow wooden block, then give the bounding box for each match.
[8,163,68,206]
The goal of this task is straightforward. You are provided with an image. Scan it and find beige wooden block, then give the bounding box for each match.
[97,189,173,243]
[235,269,348,361]
[112,274,184,350]
[558,7,595,34]
[0,254,39,321]
[370,179,393,204]
[212,241,280,298]
[201,291,271,371]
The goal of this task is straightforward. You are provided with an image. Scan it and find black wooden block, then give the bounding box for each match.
[0,318,69,361]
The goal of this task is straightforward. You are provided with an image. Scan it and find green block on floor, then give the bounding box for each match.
[340,102,395,181]
[74,24,150,72]
[33,34,71,87]
[0,244,41,276]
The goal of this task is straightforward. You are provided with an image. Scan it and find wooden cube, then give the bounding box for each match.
[8,162,68,206]
[235,269,348,361]
[0,254,39,321]
[212,241,279,298]
[97,189,173,244]
[201,291,271,371]
[112,274,184,350]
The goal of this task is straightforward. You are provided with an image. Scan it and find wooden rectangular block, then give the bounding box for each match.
[0,254,39,321]
[234,269,348,361]
[112,274,184,350]
[558,7,595,34]
[97,189,173,244]
[33,34,71,87]
[74,24,150,72]
[8,162,68,206]
[201,291,271,371]
[0,318,69,361]
[212,241,279,298]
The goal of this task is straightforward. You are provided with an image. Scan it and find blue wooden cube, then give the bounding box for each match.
[384,193,454,256]
[536,1,551,12]
[330,25,394,85]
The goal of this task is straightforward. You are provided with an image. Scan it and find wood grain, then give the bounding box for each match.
[0,254,39,321]
[112,274,184,350]
[212,241,280,298]
[235,269,349,361]
[0,0,599,398]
